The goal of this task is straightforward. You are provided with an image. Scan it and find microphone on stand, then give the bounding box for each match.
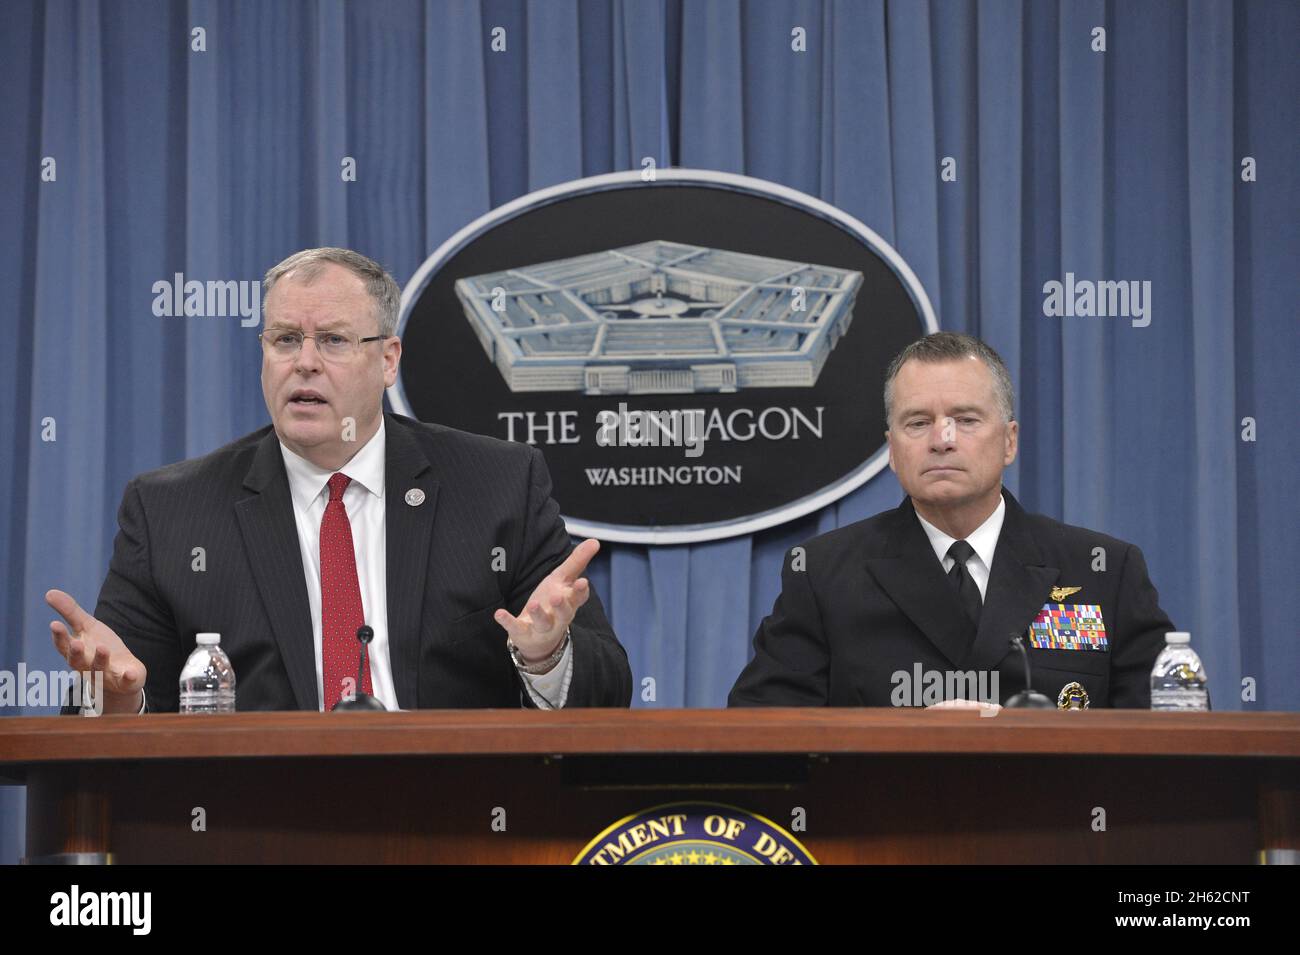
[1004,634,1054,709]
[331,625,387,711]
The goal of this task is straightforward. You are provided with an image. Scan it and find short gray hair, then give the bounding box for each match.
[262,247,401,337]
[883,332,1015,425]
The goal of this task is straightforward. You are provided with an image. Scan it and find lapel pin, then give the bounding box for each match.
[405,488,425,507]
[1057,681,1090,709]
[1050,586,1082,601]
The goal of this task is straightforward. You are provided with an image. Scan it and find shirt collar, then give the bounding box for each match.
[279,416,386,511]
[914,492,1006,571]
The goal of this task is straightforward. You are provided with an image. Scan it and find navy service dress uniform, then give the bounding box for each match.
[729,490,1174,708]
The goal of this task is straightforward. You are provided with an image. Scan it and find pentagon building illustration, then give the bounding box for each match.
[453,241,863,394]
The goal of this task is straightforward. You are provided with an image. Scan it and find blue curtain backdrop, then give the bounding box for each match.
[1,0,1296,863]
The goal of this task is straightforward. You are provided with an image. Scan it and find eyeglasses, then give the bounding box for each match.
[259,327,388,362]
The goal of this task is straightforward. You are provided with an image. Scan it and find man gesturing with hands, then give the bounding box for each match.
[47,589,148,715]
[47,248,630,713]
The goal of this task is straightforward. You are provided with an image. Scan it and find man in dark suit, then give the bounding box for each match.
[48,247,631,713]
[729,332,1173,710]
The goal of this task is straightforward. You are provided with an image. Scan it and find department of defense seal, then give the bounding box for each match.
[572,802,818,865]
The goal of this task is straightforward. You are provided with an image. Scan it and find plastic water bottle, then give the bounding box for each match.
[1150,632,1209,711]
[179,633,237,713]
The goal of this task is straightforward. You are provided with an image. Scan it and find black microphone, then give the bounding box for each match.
[331,625,387,711]
[1003,634,1054,709]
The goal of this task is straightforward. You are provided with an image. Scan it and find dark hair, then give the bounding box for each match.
[883,332,1015,425]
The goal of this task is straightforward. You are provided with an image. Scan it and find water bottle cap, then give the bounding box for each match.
[196,632,221,645]
[1165,631,1190,644]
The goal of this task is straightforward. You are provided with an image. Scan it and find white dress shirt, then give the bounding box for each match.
[914,495,1006,602]
[279,418,572,711]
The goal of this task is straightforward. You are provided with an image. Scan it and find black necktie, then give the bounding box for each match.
[946,540,983,627]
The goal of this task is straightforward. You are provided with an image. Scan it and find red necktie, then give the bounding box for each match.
[320,472,372,710]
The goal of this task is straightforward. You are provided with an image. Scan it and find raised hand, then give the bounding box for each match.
[46,589,147,714]
[494,538,599,669]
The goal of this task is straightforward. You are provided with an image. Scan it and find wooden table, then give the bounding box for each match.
[2,709,1297,863]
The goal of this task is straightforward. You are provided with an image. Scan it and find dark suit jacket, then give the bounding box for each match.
[68,412,631,712]
[729,490,1173,708]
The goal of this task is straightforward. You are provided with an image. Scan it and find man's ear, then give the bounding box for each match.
[383,337,402,387]
[885,429,896,472]
[1003,419,1019,466]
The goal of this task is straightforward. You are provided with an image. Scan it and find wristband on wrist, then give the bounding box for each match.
[508,628,570,674]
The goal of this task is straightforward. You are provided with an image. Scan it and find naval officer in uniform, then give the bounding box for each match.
[729,332,1175,709]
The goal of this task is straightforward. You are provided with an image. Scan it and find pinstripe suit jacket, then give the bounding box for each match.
[80,412,631,712]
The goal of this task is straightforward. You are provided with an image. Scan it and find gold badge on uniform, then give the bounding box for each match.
[1057,682,1090,709]
[1050,586,1082,601]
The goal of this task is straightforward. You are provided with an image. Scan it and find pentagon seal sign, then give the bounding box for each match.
[392,169,935,544]
[572,802,817,865]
